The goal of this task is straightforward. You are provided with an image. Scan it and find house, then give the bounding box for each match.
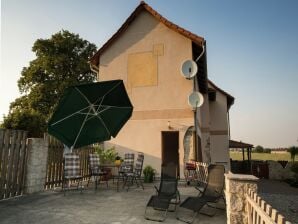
[90,1,234,177]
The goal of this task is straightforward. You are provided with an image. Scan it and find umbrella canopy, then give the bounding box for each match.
[48,80,133,149]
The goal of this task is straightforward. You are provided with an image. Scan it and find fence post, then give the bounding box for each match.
[24,138,48,194]
[225,172,259,224]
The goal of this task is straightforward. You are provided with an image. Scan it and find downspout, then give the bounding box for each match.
[228,110,231,140]
[195,43,205,62]
[89,63,99,80]
[193,42,206,161]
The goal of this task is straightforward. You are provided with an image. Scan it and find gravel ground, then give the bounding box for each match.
[258,179,298,224]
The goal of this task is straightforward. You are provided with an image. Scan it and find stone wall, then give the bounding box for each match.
[267,161,295,180]
[25,138,48,194]
[225,173,259,224]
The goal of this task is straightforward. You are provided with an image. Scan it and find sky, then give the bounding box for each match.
[1,0,298,148]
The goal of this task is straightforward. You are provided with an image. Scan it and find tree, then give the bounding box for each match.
[1,30,97,137]
[254,145,264,153]
[287,146,298,162]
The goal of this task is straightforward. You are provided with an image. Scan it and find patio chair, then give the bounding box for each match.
[176,164,225,224]
[114,153,135,191]
[62,153,83,195]
[144,163,180,222]
[87,153,108,189]
[123,152,144,191]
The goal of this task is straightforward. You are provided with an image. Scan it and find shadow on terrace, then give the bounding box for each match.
[0,181,226,224]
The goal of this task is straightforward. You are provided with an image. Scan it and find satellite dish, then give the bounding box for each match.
[188,91,204,109]
[181,60,198,79]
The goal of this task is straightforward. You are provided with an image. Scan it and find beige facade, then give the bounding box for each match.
[91,3,234,177]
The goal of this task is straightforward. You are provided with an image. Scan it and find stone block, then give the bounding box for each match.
[230,194,244,212]
[229,181,244,195]
[230,213,245,224]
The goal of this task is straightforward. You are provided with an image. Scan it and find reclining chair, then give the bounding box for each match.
[62,153,83,195]
[123,152,144,191]
[144,163,180,222]
[114,153,135,191]
[87,153,108,189]
[176,164,225,224]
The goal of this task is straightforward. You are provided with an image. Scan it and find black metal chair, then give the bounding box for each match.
[62,153,83,195]
[144,163,180,222]
[87,153,108,189]
[176,164,225,224]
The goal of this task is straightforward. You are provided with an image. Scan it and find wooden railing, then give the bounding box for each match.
[0,129,28,200]
[246,189,291,224]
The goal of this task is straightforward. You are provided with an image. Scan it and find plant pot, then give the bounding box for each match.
[114,160,121,167]
[144,173,154,183]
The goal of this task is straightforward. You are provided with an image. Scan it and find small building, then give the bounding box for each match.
[90,1,234,177]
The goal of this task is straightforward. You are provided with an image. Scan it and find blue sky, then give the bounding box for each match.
[1,0,298,147]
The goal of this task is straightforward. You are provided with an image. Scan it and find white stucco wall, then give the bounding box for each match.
[209,87,230,170]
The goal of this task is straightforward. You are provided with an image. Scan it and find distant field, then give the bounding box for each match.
[229,152,293,161]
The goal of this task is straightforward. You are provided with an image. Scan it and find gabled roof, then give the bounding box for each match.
[208,79,235,109]
[90,1,205,67]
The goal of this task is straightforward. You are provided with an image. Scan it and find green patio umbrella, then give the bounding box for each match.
[48,80,133,150]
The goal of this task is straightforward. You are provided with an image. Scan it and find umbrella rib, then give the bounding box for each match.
[90,82,121,114]
[75,87,97,113]
[95,115,111,137]
[101,81,122,99]
[50,105,91,126]
[72,106,92,148]
[99,105,132,109]
[86,106,114,122]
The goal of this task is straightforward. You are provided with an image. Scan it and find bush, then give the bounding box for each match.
[143,165,155,183]
[287,146,298,162]
[263,148,271,154]
[254,145,264,153]
[95,146,118,164]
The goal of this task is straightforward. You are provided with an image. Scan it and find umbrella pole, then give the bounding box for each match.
[63,145,72,156]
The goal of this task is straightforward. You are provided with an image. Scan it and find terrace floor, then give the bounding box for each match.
[0,181,226,224]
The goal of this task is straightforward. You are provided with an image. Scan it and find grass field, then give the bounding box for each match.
[229,152,294,161]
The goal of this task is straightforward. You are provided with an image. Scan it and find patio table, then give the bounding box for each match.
[100,164,123,191]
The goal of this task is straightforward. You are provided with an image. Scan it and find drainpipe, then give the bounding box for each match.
[193,42,206,161]
[195,43,205,62]
[228,110,231,140]
[89,63,99,79]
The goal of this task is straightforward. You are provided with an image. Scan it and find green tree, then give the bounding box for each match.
[1,30,97,137]
[287,146,298,162]
[254,145,264,153]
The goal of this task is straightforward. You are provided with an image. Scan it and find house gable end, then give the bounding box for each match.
[90,1,204,67]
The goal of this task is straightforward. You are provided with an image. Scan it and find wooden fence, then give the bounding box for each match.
[45,135,95,189]
[0,129,28,200]
[246,189,291,224]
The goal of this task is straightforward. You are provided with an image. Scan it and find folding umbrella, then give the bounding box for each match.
[48,80,133,150]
